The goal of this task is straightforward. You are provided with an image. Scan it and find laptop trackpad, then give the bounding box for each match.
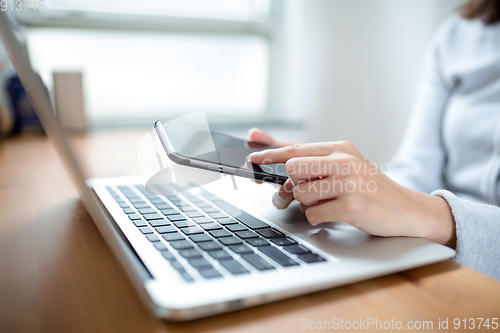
[203,177,417,262]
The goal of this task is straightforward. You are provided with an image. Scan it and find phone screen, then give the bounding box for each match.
[161,122,288,180]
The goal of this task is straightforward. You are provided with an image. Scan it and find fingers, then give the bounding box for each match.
[304,195,368,226]
[248,128,274,145]
[293,176,345,206]
[285,153,358,184]
[271,178,295,209]
[249,142,335,165]
[300,203,309,214]
[304,198,346,226]
[247,128,295,148]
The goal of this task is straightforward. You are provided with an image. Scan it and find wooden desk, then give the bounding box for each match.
[1,129,500,333]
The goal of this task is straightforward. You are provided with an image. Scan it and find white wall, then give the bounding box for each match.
[281,0,464,163]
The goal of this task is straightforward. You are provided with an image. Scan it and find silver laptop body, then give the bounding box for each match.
[0,11,455,321]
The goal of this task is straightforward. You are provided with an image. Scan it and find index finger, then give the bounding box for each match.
[249,143,334,165]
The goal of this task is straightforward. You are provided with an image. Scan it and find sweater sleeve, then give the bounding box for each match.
[433,190,500,280]
[386,19,453,193]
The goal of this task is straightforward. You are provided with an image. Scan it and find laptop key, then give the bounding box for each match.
[128,197,145,203]
[138,208,156,215]
[180,272,194,282]
[283,244,311,255]
[133,220,147,227]
[133,203,151,209]
[199,268,223,279]
[188,258,212,269]
[155,225,176,234]
[178,249,202,258]
[161,250,175,261]
[143,213,164,221]
[217,218,238,225]
[241,253,275,271]
[246,238,270,247]
[201,206,219,213]
[170,260,185,271]
[173,220,196,228]
[259,246,299,267]
[236,214,270,230]
[186,211,205,218]
[200,223,222,231]
[118,202,130,208]
[212,201,269,229]
[229,244,253,254]
[170,240,194,250]
[180,226,203,235]
[149,220,170,227]
[198,241,222,251]
[139,226,153,234]
[167,214,187,222]
[194,202,211,208]
[298,253,326,263]
[207,249,232,260]
[189,234,213,243]
[219,259,249,275]
[155,203,173,210]
[153,242,168,251]
[219,236,243,246]
[177,205,197,212]
[256,228,284,238]
[146,234,160,242]
[192,217,213,224]
[168,199,182,206]
[182,193,197,200]
[123,208,135,214]
[128,214,142,220]
[270,237,297,246]
[226,224,248,232]
[209,229,232,238]
[150,198,166,204]
[160,209,178,215]
[209,212,227,219]
[172,200,190,208]
[235,230,258,239]
[162,233,185,242]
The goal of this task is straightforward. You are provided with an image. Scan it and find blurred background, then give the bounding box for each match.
[0,0,464,164]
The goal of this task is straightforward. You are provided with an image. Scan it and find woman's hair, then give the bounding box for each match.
[461,0,500,24]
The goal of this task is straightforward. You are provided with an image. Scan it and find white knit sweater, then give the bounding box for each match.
[388,14,500,280]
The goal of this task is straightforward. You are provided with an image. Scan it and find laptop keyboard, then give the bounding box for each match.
[106,184,326,282]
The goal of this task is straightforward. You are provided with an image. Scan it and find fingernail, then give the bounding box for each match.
[305,210,316,226]
[285,181,294,192]
[272,191,288,209]
[248,152,261,162]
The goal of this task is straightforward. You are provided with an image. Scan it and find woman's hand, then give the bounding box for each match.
[247,128,300,209]
[249,141,456,247]
[247,127,295,148]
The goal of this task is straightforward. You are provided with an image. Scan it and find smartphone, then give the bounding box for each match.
[155,120,288,185]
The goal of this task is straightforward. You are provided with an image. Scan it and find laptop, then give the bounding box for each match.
[0,11,455,321]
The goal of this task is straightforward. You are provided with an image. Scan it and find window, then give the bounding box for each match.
[17,0,283,127]
[37,0,270,22]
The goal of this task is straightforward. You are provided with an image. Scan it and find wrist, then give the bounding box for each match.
[417,193,456,247]
[395,184,456,247]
